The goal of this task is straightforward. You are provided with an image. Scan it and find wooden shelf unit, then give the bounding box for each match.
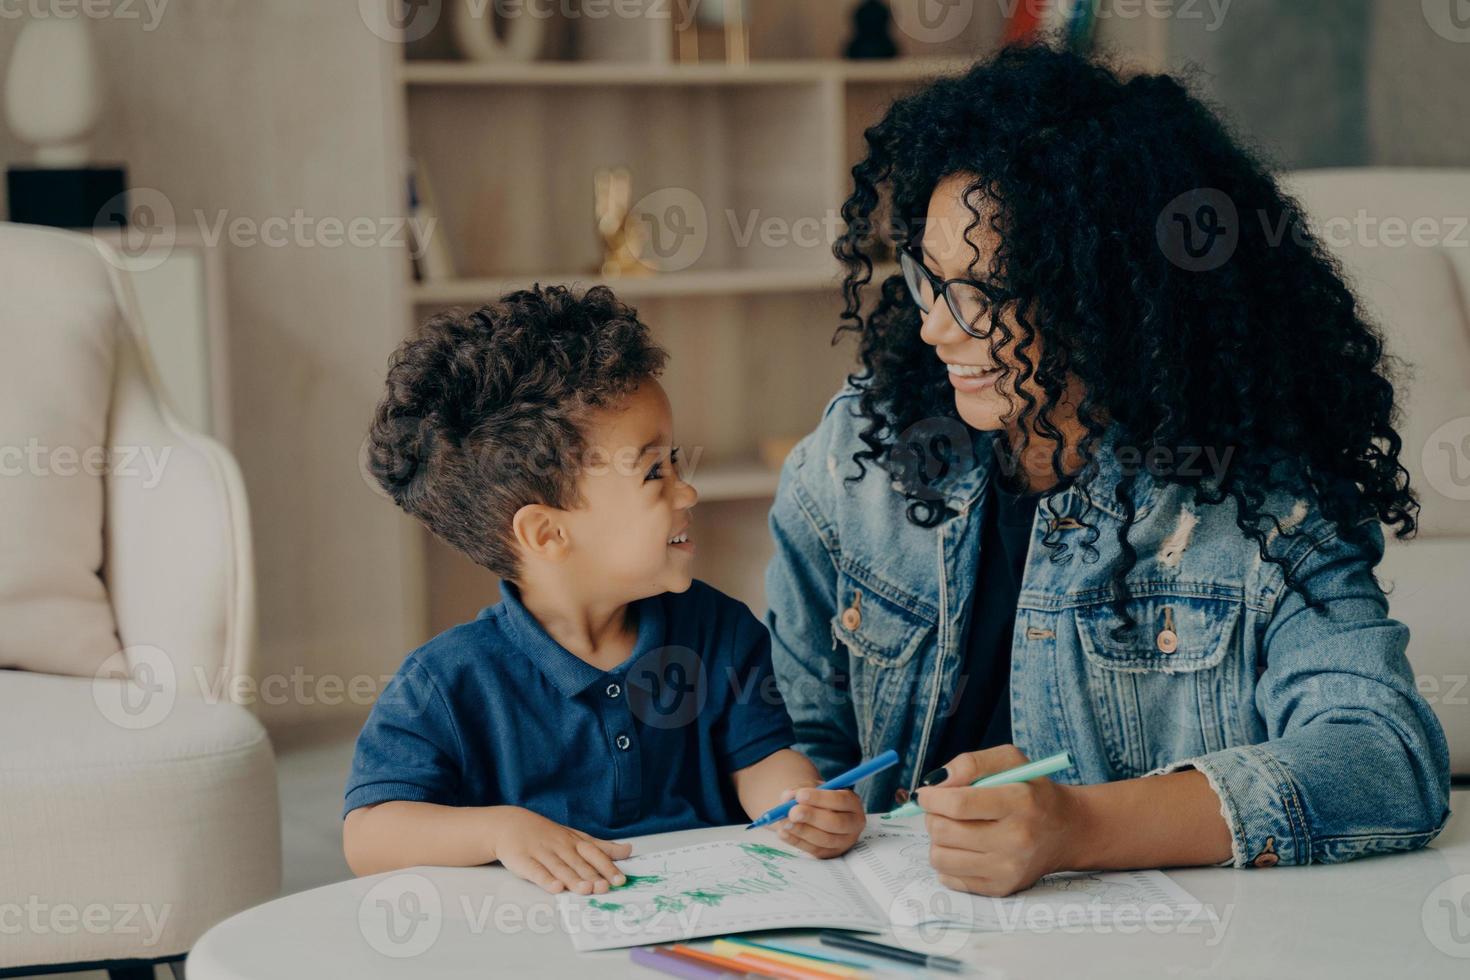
[392,1,1164,629]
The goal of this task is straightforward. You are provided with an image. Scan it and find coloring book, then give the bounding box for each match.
[559,828,1207,951]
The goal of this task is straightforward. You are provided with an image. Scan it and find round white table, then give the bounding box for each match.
[189,793,1470,979]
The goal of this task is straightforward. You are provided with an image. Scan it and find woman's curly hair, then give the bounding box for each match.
[833,43,1417,634]
[365,284,667,580]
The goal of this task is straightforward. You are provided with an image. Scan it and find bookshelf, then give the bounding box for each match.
[387,1,1165,632]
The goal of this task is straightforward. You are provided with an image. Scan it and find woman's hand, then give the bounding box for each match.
[487,806,631,895]
[777,786,867,859]
[917,745,1083,896]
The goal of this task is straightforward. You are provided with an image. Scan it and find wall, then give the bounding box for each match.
[1160,0,1470,171]
[0,1,425,731]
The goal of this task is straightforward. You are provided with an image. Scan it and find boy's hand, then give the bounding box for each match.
[488,806,631,895]
[776,786,866,859]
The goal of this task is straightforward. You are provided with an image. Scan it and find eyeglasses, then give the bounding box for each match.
[898,245,1006,338]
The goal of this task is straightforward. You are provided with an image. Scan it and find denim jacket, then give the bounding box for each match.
[764,386,1452,868]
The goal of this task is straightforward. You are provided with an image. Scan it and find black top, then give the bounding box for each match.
[932,479,1041,764]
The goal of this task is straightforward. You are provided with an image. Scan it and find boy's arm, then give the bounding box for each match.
[344,801,631,893]
[732,749,865,858]
[344,801,498,875]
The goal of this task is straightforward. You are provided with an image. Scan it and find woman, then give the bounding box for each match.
[764,45,1450,895]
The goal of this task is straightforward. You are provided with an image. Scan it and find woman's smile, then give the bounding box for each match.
[944,360,1003,393]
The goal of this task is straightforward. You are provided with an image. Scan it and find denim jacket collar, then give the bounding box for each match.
[927,426,1163,524]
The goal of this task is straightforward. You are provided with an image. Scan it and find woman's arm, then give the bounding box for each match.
[764,433,861,780]
[1144,520,1451,867]
[918,746,1230,895]
[919,520,1451,894]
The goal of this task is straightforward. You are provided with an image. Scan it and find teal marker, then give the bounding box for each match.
[882,751,1073,820]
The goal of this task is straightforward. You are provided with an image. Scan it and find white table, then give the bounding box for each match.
[189,793,1470,979]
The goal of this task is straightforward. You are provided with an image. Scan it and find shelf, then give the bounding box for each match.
[411,265,855,305]
[689,460,781,502]
[400,56,968,88]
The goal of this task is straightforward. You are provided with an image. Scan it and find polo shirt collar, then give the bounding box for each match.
[496,581,667,698]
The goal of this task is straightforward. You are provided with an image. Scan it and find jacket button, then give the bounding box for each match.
[1156,629,1179,654]
[615,734,632,751]
[841,606,862,631]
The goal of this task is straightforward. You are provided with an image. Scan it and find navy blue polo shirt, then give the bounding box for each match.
[343,579,796,839]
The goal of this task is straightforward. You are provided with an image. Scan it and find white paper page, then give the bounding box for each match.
[847,828,1210,932]
[558,839,886,951]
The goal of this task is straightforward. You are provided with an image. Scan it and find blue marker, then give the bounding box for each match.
[746,749,900,830]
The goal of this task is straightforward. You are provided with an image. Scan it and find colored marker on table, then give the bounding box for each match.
[712,939,864,977]
[747,750,900,830]
[882,750,1072,820]
[630,946,759,979]
[817,931,967,973]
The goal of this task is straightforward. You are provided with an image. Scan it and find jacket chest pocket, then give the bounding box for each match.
[1073,594,1243,777]
[830,570,936,745]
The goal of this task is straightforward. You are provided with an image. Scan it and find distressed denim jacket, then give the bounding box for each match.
[764,386,1452,868]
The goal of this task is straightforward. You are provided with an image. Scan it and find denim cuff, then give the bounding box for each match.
[1145,744,1312,868]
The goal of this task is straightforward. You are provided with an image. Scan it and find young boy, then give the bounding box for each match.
[344,284,865,895]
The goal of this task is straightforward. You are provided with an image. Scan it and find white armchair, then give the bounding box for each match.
[0,224,281,978]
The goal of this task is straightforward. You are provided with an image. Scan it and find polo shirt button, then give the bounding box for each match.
[615,734,632,751]
[606,682,621,699]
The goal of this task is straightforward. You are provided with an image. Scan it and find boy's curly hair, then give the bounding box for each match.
[834,43,1417,634]
[366,284,668,580]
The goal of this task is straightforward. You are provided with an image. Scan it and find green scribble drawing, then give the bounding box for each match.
[587,898,623,911]
[683,889,726,907]
[581,840,848,928]
[652,894,686,913]
[611,873,665,891]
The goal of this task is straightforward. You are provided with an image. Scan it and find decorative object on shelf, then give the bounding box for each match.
[845,0,899,60]
[1046,0,1099,53]
[1003,0,1048,44]
[594,167,652,278]
[673,0,749,66]
[4,16,126,228]
[449,0,548,62]
[1005,0,1099,53]
[406,158,456,282]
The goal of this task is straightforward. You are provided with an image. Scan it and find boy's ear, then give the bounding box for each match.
[511,503,570,563]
